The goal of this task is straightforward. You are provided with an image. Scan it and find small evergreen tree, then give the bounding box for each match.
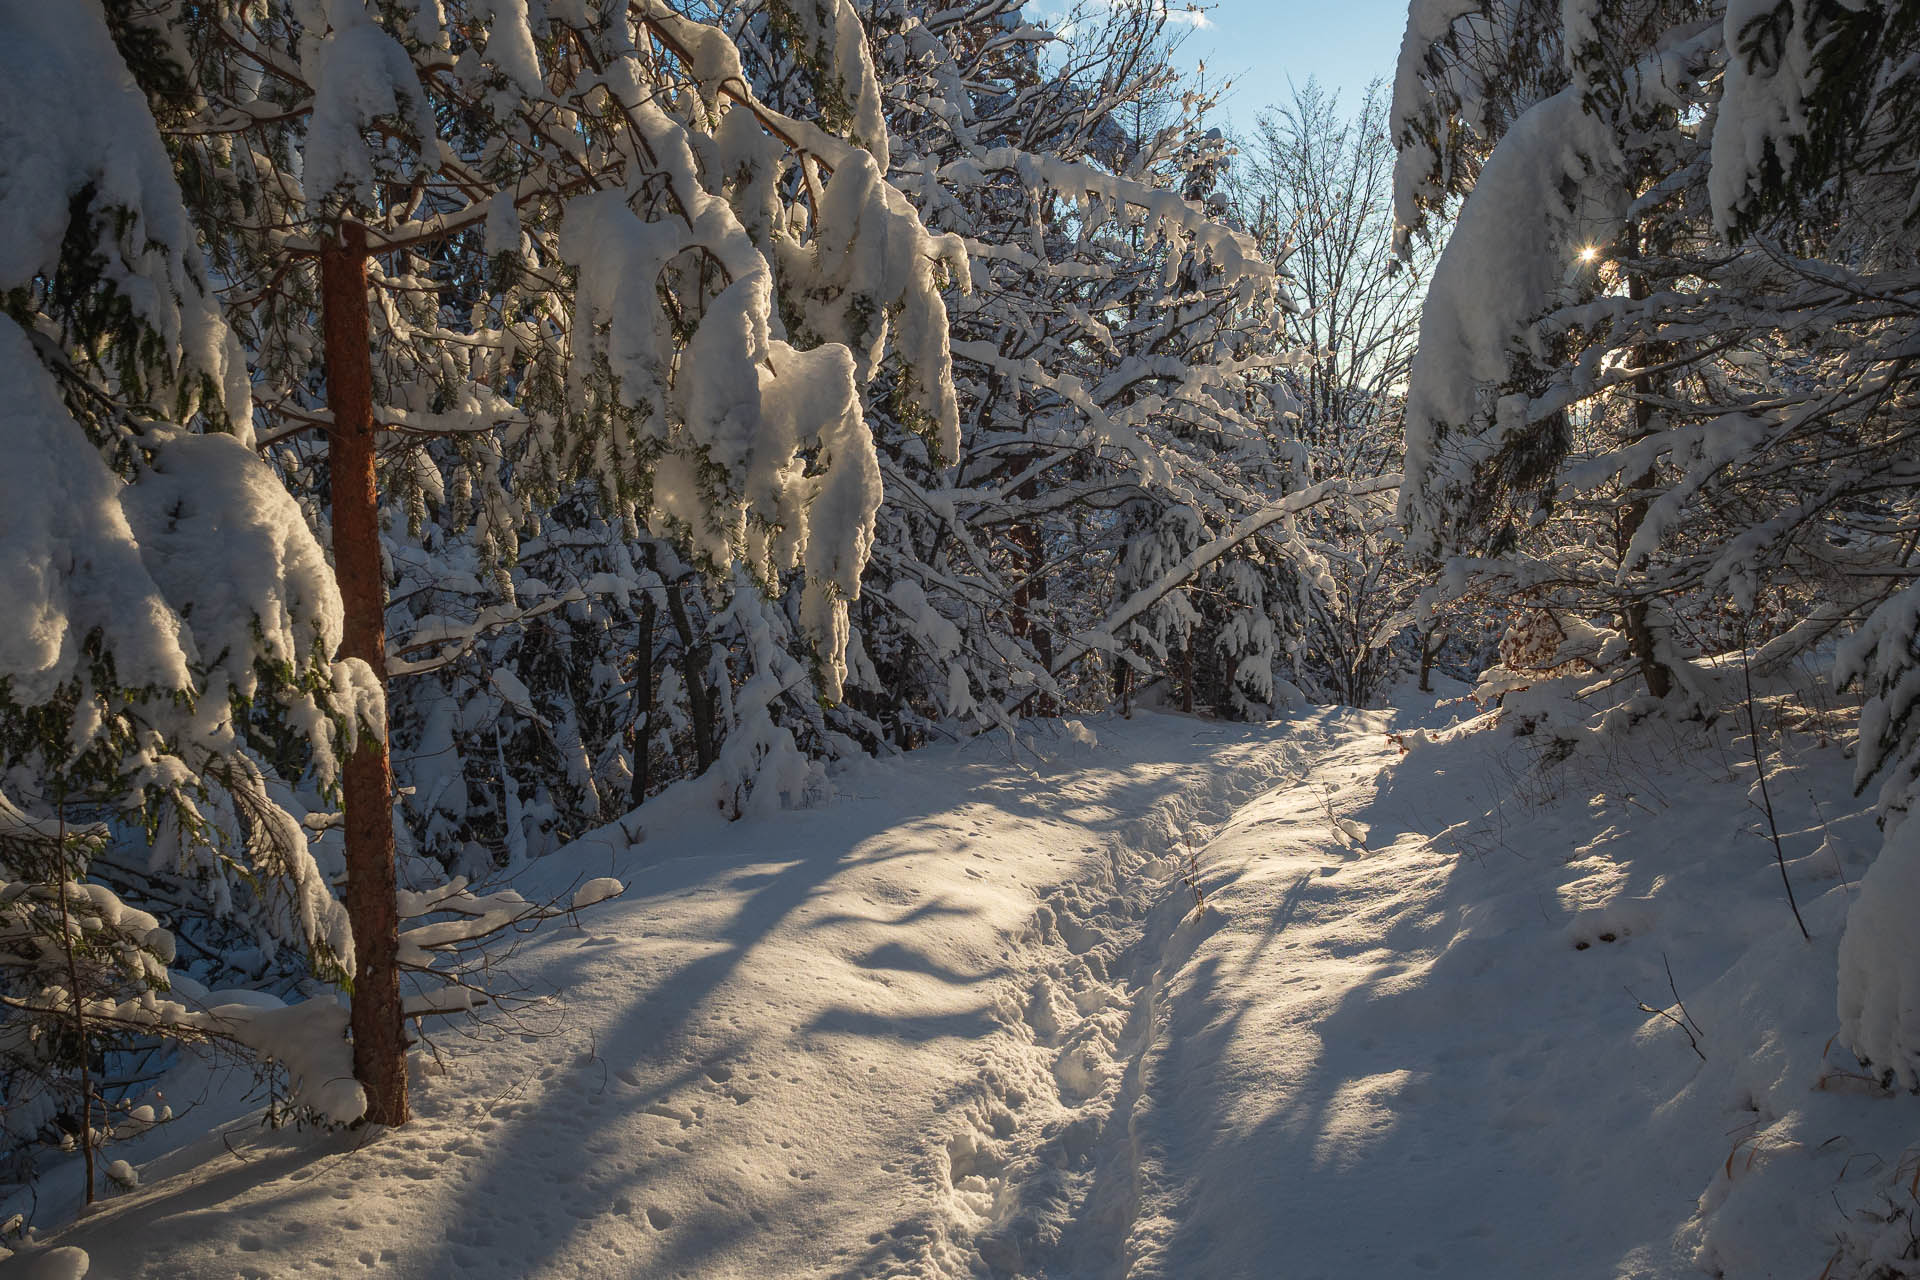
[1,0,370,1188]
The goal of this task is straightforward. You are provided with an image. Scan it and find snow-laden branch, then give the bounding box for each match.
[1002,473,1403,716]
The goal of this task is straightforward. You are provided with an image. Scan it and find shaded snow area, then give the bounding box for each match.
[20,696,1920,1279]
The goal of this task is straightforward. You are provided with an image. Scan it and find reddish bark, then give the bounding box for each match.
[320,222,409,1127]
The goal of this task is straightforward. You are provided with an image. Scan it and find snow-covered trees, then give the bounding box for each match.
[1241,81,1424,468]
[3,0,957,1148]
[1233,80,1438,705]
[3,0,1381,1197]
[818,0,1339,730]
[1389,0,1919,1077]
[116,0,970,1118]
[1394,0,1916,701]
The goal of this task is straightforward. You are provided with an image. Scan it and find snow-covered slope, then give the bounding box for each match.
[19,694,1920,1279]
[1117,702,1896,1280]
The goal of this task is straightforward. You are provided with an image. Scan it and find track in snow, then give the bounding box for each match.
[846,720,1325,1279]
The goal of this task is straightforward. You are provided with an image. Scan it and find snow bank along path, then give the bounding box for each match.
[35,697,1896,1278]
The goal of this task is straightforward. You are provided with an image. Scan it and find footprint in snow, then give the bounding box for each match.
[1566,898,1658,949]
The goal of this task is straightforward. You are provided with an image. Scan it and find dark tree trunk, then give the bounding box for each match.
[1179,635,1195,714]
[1419,626,1445,694]
[321,222,408,1128]
[665,579,717,771]
[1619,227,1675,701]
[630,589,657,808]
[1009,516,1053,715]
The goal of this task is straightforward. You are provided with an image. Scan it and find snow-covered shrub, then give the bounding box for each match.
[1841,584,1920,834]
[1838,813,1920,1091]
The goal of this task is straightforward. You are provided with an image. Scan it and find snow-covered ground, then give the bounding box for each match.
[16,689,1920,1279]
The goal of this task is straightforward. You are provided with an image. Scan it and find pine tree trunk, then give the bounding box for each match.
[630,589,656,808]
[1009,517,1052,715]
[665,579,716,771]
[1616,224,1675,702]
[321,222,409,1128]
[1419,626,1444,694]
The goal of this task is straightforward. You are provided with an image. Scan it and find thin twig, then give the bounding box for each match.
[1631,961,1707,1062]
[1742,639,1810,941]
[1632,991,1705,1060]
[1663,951,1704,1037]
[1181,836,1206,912]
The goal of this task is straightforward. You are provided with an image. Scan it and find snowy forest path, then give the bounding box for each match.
[845,716,1341,1279]
[41,711,1370,1280]
[1079,703,1851,1280]
[39,697,1905,1280]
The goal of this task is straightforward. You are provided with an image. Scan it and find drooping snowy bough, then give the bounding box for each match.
[152,0,964,781]
[7,0,974,1133]
[1838,580,1920,1088]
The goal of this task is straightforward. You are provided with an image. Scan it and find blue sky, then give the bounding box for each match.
[1037,1,1413,137]
[1176,0,1408,131]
